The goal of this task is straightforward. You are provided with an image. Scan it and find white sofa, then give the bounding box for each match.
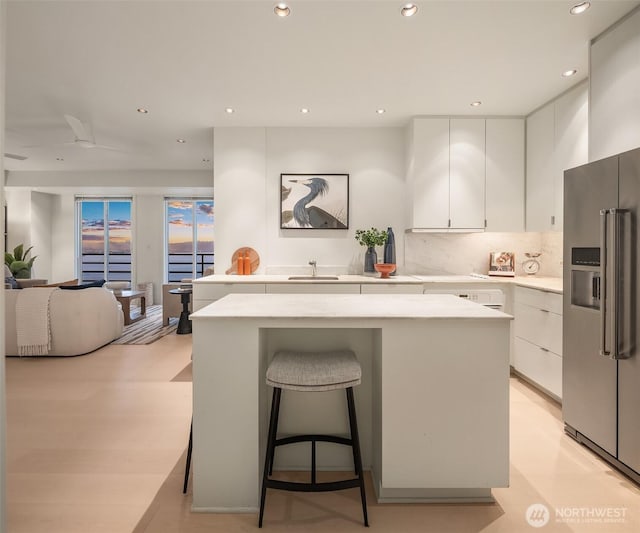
[5,287,124,356]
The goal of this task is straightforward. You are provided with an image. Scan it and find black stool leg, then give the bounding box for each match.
[346,387,369,527]
[268,388,282,476]
[259,387,282,528]
[183,419,193,494]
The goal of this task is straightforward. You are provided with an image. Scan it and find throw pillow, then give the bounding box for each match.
[5,275,19,289]
[34,279,79,288]
[60,279,106,290]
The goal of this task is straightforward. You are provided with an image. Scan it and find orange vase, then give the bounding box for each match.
[237,253,244,275]
[243,254,251,275]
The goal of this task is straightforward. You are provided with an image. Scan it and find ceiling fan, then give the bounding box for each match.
[3,152,28,160]
[61,114,121,151]
[23,114,122,151]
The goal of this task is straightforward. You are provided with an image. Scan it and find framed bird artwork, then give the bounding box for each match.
[280,173,349,229]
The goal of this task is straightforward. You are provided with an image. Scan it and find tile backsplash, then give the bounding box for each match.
[404,231,563,278]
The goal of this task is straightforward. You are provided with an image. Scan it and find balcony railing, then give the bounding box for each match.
[81,253,132,282]
[167,252,214,282]
[82,252,214,283]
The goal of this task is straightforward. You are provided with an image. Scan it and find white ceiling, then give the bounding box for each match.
[4,0,639,172]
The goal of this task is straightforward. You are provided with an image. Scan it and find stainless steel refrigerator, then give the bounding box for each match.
[563,146,640,484]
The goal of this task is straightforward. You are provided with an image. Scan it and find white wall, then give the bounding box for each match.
[29,191,53,282]
[214,127,405,274]
[590,6,640,160]
[50,193,75,282]
[4,189,30,253]
[134,195,165,304]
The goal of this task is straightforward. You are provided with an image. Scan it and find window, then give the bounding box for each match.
[76,198,133,282]
[166,199,214,282]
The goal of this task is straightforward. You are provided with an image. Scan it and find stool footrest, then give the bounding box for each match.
[265,478,362,493]
[275,434,352,448]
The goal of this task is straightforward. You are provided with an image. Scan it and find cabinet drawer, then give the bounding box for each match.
[193,283,266,302]
[514,302,563,355]
[265,283,360,294]
[360,283,423,294]
[513,337,562,399]
[515,286,562,314]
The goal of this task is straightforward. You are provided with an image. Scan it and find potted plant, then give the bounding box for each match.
[5,244,37,279]
[355,227,388,273]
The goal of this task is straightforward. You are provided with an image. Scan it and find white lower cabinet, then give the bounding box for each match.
[360,283,423,294]
[513,286,563,399]
[265,283,360,294]
[193,283,266,311]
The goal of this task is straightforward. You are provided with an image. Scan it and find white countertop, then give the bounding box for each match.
[191,293,512,320]
[416,274,563,294]
[193,273,563,293]
[193,274,422,285]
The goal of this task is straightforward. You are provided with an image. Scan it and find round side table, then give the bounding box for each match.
[169,288,192,334]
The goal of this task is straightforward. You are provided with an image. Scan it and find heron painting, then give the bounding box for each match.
[280,173,349,229]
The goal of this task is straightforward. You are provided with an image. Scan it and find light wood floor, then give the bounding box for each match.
[5,335,640,532]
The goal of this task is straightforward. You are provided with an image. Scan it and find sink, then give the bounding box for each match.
[287,276,340,281]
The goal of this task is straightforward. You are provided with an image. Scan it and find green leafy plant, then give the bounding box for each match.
[5,244,37,279]
[355,227,388,248]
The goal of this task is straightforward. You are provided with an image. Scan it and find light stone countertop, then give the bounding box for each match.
[416,275,563,294]
[193,274,422,284]
[190,293,513,320]
[193,273,563,293]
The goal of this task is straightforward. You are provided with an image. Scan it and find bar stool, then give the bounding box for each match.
[258,349,369,528]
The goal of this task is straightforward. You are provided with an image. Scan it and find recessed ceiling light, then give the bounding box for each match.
[376,109,386,115]
[274,3,290,17]
[225,108,234,114]
[470,101,482,107]
[562,69,578,77]
[300,108,310,114]
[177,139,186,143]
[401,3,418,17]
[570,2,591,15]
[137,108,148,114]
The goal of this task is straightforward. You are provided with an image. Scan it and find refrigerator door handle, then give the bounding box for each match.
[600,208,625,359]
[600,208,612,358]
[610,208,620,360]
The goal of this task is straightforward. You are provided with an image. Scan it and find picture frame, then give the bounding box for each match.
[488,251,516,277]
[280,173,349,229]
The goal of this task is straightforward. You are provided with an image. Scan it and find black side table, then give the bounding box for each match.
[169,288,192,334]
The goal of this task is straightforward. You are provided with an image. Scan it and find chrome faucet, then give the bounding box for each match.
[309,260,317,277]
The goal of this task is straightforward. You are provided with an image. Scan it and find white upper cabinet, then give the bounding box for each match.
[408,117,524,231]
[449,119,486,229]
[410,118,450,229]
[554,83,588,232]
[526,81,588,232]
[485,119,525,231]
[526,104,555,231]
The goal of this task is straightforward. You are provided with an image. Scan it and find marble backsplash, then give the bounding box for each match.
[404,231,563,278]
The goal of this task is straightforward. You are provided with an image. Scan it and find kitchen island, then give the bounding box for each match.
[190,293,511,512]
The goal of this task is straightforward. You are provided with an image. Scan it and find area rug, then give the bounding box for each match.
[111,305,178,345]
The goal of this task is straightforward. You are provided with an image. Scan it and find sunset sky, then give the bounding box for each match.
[167,200,214,252]
[81,201,131,254]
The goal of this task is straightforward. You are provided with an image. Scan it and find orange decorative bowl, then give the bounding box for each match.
[374,263,396,278]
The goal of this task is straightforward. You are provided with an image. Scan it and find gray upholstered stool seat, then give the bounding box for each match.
[266,349,362,391]
[259,349,369,528]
